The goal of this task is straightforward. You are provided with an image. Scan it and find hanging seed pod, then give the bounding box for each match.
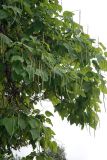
[60,76,63,98]
[103,93,106,112]
[18,114,20,129]
[66,87,71,103]
[80,77,83,91]
[20,0,24,11]
[94,117,96,137]
[41,63,44,91]
[79,10,81,25]
[49,71,52,86]
[53,69,56,79]
[38,61,41,93]
[85,46,88,64]
[2,91,5,107]
[0,36,3,54]
[80,52,83,65]
[33,59,35,82]
[1,35,5,62]
[65,79,71,102]
[75,78,77,94]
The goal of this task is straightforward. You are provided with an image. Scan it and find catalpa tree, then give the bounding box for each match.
[0,0,107,159]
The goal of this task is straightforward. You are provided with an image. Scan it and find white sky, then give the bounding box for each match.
[62,0,107,46]
[16,0,107,159]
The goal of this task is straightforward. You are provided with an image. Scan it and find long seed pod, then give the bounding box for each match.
[80,51,83,65]
[49,71,51,86]
[0,36,3,54]
[85,45,88,64]
[65,78,71,102]
[33,59,35,82]
[60,76,62,98]
[41,63,44,92]
[103,93,106,112]
[80,77,83,91]
[1,35,5,62]
[66,87,71,102]
[75,78,77,94]
[38,61,40,93]
[9,115,15,142]
[53,69,56,79]
[79,10,81,25]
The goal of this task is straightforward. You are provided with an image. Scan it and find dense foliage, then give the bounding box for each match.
[0,0,107,159]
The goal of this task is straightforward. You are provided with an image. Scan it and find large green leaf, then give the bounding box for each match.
[18,117,27,130]
[0,33,12,46]
[30,128,40,140]
[28,118,40,129]
[23,1,33,15]
[0,9,8,19]
[11,55,24,63]
[35,69,48,81]
[99,59,107,71]
[99,82,107,94]
[63,11,74,18]
[3,117,17,136]
[45,111,53,117]
[3,5,22,15]
[49,141,57,153]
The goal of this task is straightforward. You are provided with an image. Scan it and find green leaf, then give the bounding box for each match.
[45,111,53,117]
[49,141,57,153]
[63,42,73,53]
[99,83,107,94]
[44,127,55,138]
[96,54,104,62]
[99,42,106,50]
[46,118,53,126]
[0,63,5,76]
[0,9,8,19]
[36,155,52,160]
[11,55,24,63]
[36,155,45,160]
[63,11,74,18]
[90,113,99,129]
[99,59,107,71]
[12,62,24,76]
[30,128,40,140]
[23,44,33,52]
[3,117,17,136]
[25,65,35,79]
[18,117,26,130]
[0,33,12,46]
[104,52,107,57]
[28,118,40,128]
[92,60,100,71]
[3,5,22,15]
[48,94,60,106]
[35,69,48,81]
[23,2,33,15]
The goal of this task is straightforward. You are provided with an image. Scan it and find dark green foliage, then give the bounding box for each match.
[0,0,107,159]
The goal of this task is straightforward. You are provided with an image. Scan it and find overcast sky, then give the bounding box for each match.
[17,0,107,159]
[62,0,107,46]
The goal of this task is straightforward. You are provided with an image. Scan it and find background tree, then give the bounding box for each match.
[47,145,67,160]
[23,145,66,160]
[0,0,107,159]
